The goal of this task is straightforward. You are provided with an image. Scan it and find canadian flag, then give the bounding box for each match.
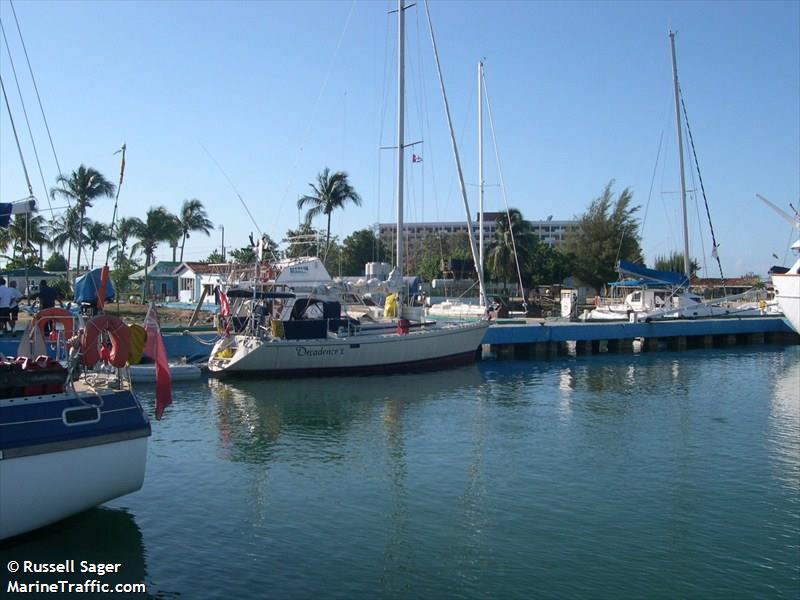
[412,153,422,163]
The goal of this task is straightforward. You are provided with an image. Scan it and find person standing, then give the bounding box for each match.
[0,277,11,335]
[36,280,60,310]
[7,280,22,333]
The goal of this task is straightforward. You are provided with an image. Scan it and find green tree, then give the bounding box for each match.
[653,252,700,276]
[340,229,386,276]
[565,181,643,292]
[229,246,256,264]
[178,199,214,262]
[163,214,183,262]
[48,207,81,269]
[114,217,140,264]
[204,250,224,263]
[284,223,324,259]
[297,168,361,265]
[110,256,141,296]
[130,207,177,267]
[84,220,113,269]
[50,165,116,273]
[486,209,535,291]
[44,252,68,271]
[1,213,47,264]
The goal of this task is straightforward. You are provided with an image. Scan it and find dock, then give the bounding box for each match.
[483,316,799,358]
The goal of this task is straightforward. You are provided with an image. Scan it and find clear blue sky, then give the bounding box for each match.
[1,0,798,276]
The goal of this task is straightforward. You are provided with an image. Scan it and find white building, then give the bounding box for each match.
[173,262,227,304]
[378,213,576,259]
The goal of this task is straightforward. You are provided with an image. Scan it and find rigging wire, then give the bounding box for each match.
[679,85,725,292]
[423,0,486,305]
[276,0,357,219]
[8,0,68,209]
[0,19,53,216]
[637,130,664,254]
[482,65,526,306]
[686,138,708,276]
[0,73,34,198]
[200,142,263,240]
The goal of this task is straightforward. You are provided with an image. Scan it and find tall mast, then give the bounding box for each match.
[670,30,691,279]
[395,0,406,278]
[478,60,485,306]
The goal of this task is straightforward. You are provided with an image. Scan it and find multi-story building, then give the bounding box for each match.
[378,213,577,261]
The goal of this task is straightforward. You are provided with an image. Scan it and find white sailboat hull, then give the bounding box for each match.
[0,436,148,540]
[209,321,489,376]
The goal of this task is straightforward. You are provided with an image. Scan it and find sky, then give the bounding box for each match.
[1,0,798,277]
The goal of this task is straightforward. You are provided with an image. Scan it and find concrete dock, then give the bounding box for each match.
[483,316,799,358]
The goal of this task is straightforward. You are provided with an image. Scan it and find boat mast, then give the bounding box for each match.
[669,31,691,280]
[396,0,406,279]
[424,0,487,307]
[478,60,485,306]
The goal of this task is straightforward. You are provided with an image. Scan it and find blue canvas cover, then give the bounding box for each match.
[74,268,116,303]
[0,203,11,228]
[616,260,688,287]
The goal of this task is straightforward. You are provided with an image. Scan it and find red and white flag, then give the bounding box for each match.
[219,289,230,317]
[412,153,422,163]
[143,303,172,420]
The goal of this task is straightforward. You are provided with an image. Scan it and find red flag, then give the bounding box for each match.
[97,265,110,310]
[219,289,230,317]
[143,303,172,420]
[412,153,422,163]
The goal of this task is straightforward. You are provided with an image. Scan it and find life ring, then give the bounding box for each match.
[81,315,131,368]
[33,307,75,340]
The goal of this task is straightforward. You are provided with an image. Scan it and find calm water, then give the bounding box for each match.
[3,346,799,599]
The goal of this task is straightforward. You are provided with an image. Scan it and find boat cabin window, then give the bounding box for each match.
[690,296,702,303]
[631,291,642,302]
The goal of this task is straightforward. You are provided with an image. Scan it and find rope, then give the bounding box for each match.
[182,330,220,346]
[679,85,725,293]
[0,20,53,216]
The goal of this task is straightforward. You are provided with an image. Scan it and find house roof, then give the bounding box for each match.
[129,261,181,280]
[0,266,59,278]
[173,262,227,276]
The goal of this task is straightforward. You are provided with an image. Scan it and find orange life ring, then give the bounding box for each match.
[81,315,131,368]
[34,307,75,340]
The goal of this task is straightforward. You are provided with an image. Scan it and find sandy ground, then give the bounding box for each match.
[13,302,211,328]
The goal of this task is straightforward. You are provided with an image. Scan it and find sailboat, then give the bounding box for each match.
[584,32,769,323]
[207,1,489,377]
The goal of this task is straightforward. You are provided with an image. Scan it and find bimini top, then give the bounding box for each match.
[226,289,295,300]
[615,260,689,287]
[74,268,116,303]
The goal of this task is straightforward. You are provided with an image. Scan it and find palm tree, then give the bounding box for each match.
[161,213,182,262]
[84,220,114,269]
[48,207,81,269]
[297,168,361,264]
[131,207,178,267]
[178,199,213,262]
[115,217,140,264]
[50,165,116,273]
[1,213,48,262]
[486,208,535,292]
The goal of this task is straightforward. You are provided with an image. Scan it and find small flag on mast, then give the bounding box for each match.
[412,153,422,163]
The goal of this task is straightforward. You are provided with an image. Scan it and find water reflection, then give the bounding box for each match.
[208,366,486,465]
[768,351,800,491]
[0,508,162,599]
